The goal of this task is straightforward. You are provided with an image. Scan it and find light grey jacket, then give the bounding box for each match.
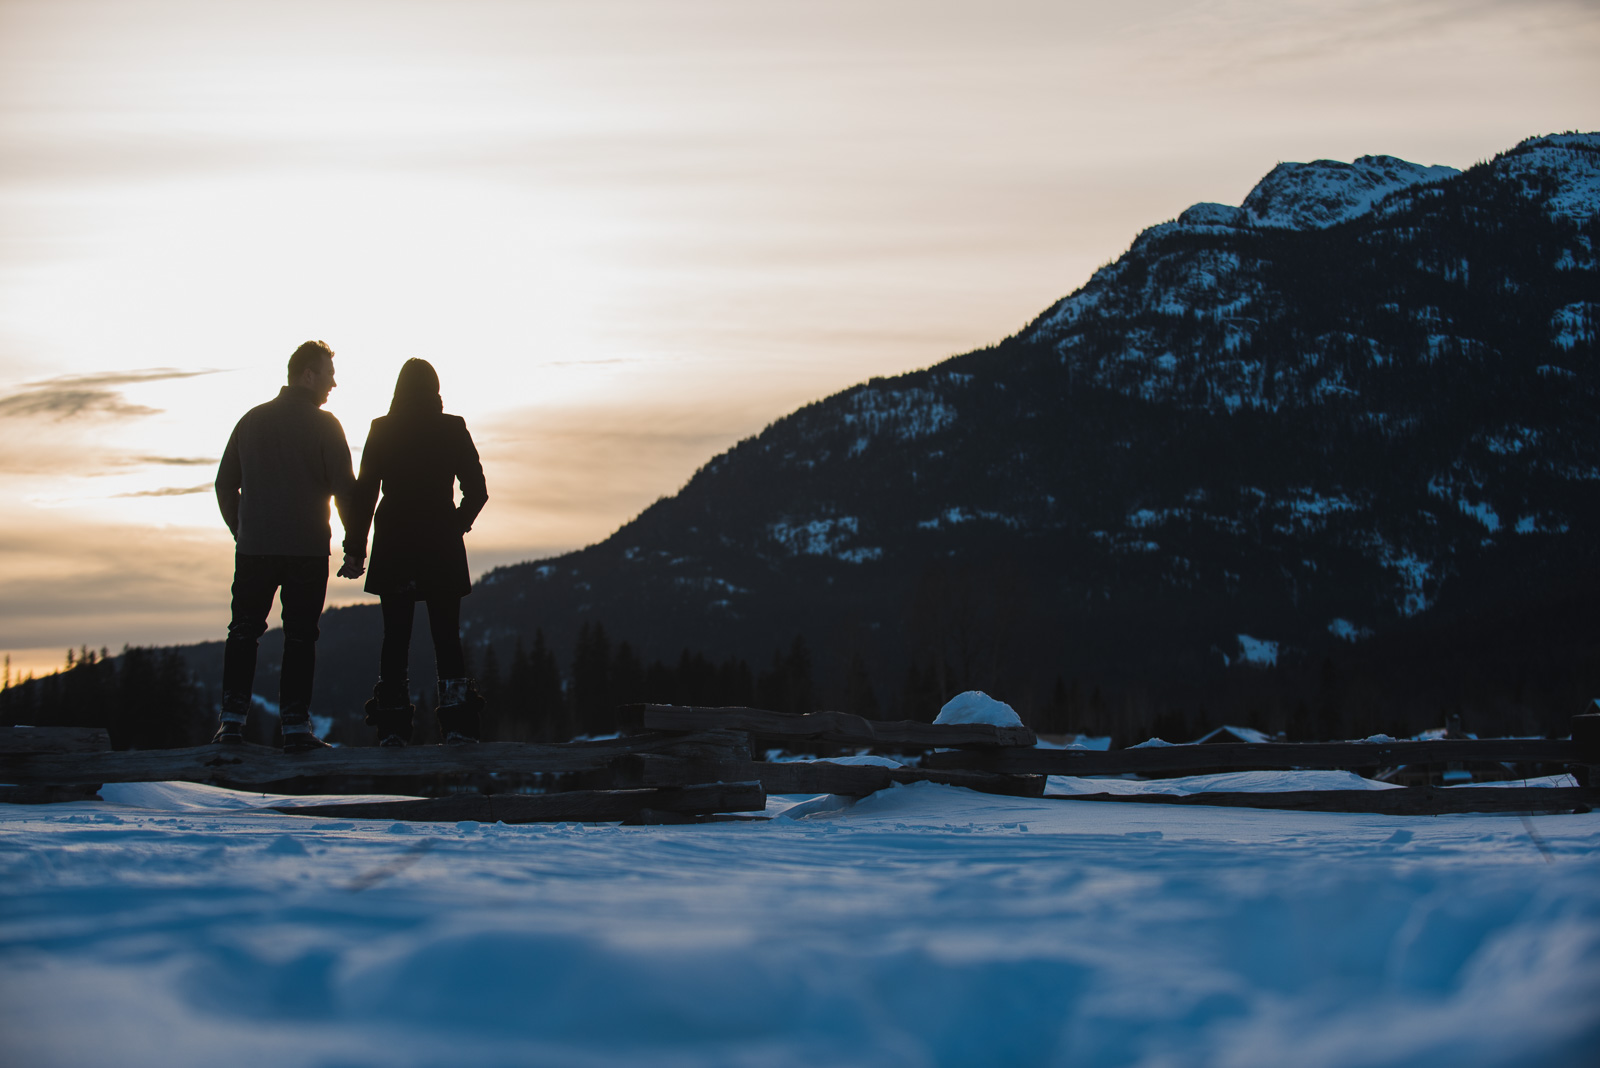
[215,386,357,556]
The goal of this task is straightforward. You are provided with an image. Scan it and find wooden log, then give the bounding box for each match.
[1,726,111,753]
[1050,786,1597,816]
[619,704,1036,749]
[0,783,102,804]
[924,738,1581,777]
[273,781,767,823]
[0,731,750,789]
[737,760,1045,798]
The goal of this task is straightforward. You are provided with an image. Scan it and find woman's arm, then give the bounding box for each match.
[341,419,385,568]
[454,418,488,533]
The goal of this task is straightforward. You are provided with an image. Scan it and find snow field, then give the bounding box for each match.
[1,780,1598,1067]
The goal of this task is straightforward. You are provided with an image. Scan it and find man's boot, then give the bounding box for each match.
[280,702,331,753]
[435,678,484,744]
[211,692,251,745]
[364,679,414,747]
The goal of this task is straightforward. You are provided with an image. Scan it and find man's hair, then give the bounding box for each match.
[287,340,334,383]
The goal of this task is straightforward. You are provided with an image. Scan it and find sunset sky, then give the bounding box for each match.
[1,0,1596,678]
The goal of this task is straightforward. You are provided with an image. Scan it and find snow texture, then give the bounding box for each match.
[933,690,1023,728]
[1497,133,1600,222]
[1192,725,1276,745]
[4,781,1598,1067]
[768,516,878,563]
[1235,634,1279,668]
[1328,617,1375,642]
[1242,155,1460,230]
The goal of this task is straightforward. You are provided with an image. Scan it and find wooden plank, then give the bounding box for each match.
[0,731,749,788]
[0,726,112,754]
[0,783,102,804]
[273,781,767,823]
[1051,786,1597,816]
[736,760,1045,798]
[620,704,1036,749]
[924,738,1581,777]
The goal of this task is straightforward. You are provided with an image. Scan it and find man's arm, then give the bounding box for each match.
[324,415,366,578]
[215,425,242,538]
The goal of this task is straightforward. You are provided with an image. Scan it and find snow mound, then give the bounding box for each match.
[1194,725,1276,745]
[934,690,1023,727]
[816,754,905,768]
[1243,154,1459,229]
[97,781,420,812]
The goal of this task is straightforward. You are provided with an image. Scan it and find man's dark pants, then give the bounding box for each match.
[222,553,329,711]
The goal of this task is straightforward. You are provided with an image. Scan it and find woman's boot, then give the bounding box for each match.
[364,679,414,747]
[436,678,484,744]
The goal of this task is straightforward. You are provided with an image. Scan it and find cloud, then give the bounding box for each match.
[0,513,236,652]
[0,367,218,422]
[112,483,213,498]
[0,391,158,419]
[0,367,225,477]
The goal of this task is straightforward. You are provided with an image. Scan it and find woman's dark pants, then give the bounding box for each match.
[380,594,465,682]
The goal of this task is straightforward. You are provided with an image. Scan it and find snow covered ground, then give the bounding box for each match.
[3,779,1598,1067]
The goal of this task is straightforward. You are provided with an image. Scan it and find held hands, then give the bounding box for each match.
[336,553,366,580]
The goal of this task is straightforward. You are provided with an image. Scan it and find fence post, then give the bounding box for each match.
[1572,713,1600,788]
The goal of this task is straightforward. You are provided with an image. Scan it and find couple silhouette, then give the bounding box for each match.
[212,340,488,751]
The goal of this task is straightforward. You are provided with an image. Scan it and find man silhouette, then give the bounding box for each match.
[213,340,362,751]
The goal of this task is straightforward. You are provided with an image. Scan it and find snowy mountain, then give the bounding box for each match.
[1240,154,1461,230]
[175,133,1600,739]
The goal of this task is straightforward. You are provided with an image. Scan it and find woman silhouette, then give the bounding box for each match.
[341,359,488,745]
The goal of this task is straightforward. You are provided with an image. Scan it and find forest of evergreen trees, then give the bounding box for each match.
[0,627,830,748]
[466,624,820,745]
[8,565,1593,751]
[0,646,214,749]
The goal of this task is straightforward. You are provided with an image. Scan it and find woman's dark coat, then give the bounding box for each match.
[345,412,487,599]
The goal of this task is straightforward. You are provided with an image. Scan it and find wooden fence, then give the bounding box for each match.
[3,706,1596,820]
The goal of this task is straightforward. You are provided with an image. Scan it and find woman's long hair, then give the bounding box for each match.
[389,358,443,418]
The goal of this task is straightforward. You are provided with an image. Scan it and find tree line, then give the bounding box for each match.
[0,646,214,749]
[469,624,820,743]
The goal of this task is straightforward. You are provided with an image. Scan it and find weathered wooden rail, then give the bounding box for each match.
[922,738,1582,776]
[0,711,1046,816]
[5,710,1596,819]
[619,703,1036,749]
[0,730,748,789]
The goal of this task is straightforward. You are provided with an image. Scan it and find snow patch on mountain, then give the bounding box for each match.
[1234,634,1279,667]
[1495,133,1600,222]
[1328,618,1374,642]
[770,516,860,557]
[1368,540,1435,617]
[840,386,956,445]
[918,506,1020,530]
[1551,302,1597,350]
[1242,155,1460,230]
[1178,202,1248,228]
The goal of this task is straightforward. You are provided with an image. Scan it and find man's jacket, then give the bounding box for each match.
[215,385,356,556]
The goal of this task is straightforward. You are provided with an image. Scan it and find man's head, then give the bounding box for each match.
[287,340,336,406]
